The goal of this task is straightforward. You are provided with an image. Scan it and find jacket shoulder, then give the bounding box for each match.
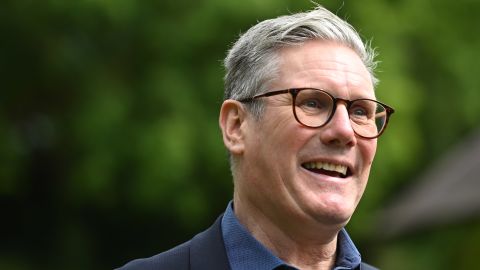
[116,240,190,270]
[116,215,229,270]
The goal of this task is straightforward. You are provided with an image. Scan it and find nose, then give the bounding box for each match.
[319,104,356,147]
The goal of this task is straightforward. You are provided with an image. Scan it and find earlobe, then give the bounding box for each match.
[219,100,246,155]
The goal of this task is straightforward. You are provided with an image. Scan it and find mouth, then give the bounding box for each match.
[301,161,352,179]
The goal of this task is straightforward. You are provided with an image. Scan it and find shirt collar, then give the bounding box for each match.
[221,201,295,270]
[335,228,362,269]
[221,201,362,270]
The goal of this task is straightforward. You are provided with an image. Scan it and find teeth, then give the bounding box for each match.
[303,161,348,176]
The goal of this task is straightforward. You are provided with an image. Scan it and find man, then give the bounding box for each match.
[119,5,394,270]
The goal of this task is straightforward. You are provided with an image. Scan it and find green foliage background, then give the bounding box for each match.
[1,0,479,269]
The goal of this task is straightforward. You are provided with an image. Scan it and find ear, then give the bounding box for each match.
[219,100,247,155]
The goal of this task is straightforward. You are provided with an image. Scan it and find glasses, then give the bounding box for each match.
[239,88,395,139]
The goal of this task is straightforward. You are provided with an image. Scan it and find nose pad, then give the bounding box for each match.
[321,104,356,146]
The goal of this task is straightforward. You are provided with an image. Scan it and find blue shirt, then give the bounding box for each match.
[221,202,362,270]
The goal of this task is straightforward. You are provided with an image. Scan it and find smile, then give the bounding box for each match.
[301,161,351,178]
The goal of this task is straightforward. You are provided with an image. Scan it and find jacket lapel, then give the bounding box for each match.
[190,215,231,270]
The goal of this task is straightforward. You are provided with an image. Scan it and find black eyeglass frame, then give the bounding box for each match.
[239,88,395,139]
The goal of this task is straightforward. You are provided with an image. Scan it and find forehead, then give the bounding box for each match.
[273,40,374,99]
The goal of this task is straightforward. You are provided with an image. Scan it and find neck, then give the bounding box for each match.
[233,194,340,270]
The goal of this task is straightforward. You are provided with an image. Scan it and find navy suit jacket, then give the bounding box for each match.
[117,215,378,270]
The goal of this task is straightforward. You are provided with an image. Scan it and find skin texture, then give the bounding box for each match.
[219,40,377,270]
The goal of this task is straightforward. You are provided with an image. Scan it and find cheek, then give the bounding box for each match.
[362,140,377,164]
[267,115,308,154]
[350,140,375,188]
[353,141,376,203]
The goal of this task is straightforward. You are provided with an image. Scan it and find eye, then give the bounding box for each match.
[298,98,330,114]
[304,99,322,108]
[352,107,368,116]
[350,100,376,120]
[295,89,332,115]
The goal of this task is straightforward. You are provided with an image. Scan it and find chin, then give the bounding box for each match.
[310,210,353,227]
[307,197,356,226]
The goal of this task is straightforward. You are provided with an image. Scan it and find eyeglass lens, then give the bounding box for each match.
[293,89,388,138]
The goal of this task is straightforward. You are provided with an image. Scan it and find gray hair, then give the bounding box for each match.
[223,5,378,117]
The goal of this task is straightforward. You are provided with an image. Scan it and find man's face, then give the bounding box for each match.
[237,40,377,228]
